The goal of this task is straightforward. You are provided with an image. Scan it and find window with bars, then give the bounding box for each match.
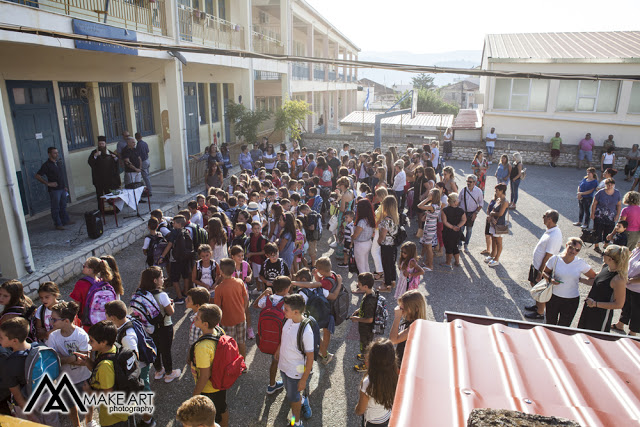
[59,83,94,151]
[133,83,155,137]
[99,83,126,142]
[198,83,207,125]
[210,84,219,122]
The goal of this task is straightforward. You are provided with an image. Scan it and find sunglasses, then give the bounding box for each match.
[568,243,581,253]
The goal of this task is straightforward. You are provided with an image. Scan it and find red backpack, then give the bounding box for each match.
[256,296,286,355]
[189,327,246,390]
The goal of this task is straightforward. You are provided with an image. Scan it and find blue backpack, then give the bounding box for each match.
[300,287,330,329]
[12,343,61,401]
[116,317,157,365]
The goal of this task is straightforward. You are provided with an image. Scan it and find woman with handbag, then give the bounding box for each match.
[591,178,622,254]
[485,183,509,267]
[540,238,597,327]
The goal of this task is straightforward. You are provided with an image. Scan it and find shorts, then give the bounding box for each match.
[281,371,304,403]
[170,260,192,281]
[528,264,541,286]
[484,221,491,236]
[551,149,560,157]
[578,150,593,162]
[222,322,246,345]
[202,390,227,422]
[486,145,494,156]
[344,240,352,250]
[251,262,262,276]
[63,380,89,412]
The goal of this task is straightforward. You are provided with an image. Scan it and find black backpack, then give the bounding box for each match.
[306,212,322,241]
[394,225,408,247]
[188,223,209,253]
[297,315,321,361]
[326,274,350,326]
[172,228,194,262]
[93,344,143,394]
[300,288,330,329]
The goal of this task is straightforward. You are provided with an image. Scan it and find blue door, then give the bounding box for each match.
[223,83,231,143]
[6,81,63,215]
[184,82,200,155]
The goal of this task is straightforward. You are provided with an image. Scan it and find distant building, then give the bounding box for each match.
[452,109,483,142]
[356,78,399,111]
[340,111,453,138]
[440,80,480,109]
[393,84,414,94]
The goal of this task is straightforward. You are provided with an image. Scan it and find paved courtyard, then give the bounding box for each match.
[55,159,632,426]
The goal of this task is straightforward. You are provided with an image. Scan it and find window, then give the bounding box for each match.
[133,83,155,137]
[628,82,640,114]
[59,83,94,151]
[99,83,126,143]
[493,78,548,111]
[210,84,219,122]
[198,83,207,125]
[557,80,620,113]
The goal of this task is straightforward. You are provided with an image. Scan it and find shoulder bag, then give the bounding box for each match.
[530,257,559,303]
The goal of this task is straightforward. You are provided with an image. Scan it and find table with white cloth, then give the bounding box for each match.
[100,187,150,226]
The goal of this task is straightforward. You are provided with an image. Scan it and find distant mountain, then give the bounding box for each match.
[357,50,482,88]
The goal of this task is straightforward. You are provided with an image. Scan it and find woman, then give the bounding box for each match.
[601,146,616,174]
[220,143,232,177]
[374,167,387,190]
[621,191,640,249]
[0,280,33,325]
[377,196,400,292]
[611,242,640,336]
[389,290,427,367]
[371,187,389,281]
[442,127,453,160]
[577,245,628,332]
[205,163,223,193]
[573,167,598,228]
[625,144,640,182]
[352,199,376,274]
[206,144,223,170]
[485,183,509,267]
[261,144,277,172]
[277,212,296,268]
[541,238,597,327]
[509,152,523,210]
[598,168,616,190]
[591,178,622,254]
[334,177,355,259]
[495,154,511,186]
[314,156,333,190]
[417,188,442,272]
[279,143,289,161]
[442,166,458,194]
[411,166,428,219]
[238,144,253,172]
[441,193,466,268]
[207,217,228,263]
[471,150,488,192]
[481,193,497,256]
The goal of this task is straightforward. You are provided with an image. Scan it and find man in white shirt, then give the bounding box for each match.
[525,210,563,320]
[486,127,497,164]
[339,143,350,160]
[431,141,440,174]
[392,159,407,213]
[459,175,485,253]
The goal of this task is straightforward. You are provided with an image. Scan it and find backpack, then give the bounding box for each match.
[172,228,194,262]
[322,168,332,183]
[256,297,286,355]
[189,327,246,390]
[94,344,143,394]
[188,223,209,253]
[231,261,250,281]
[348,246,359,274]
[326,274,350,326]
[4,305,39,343]
[297,315,321,361]
[306,211,322,241]
[249,234,268,264]
[196,259,217,284]
[312,195,323,213]
[300,287,330,329]
[372,291,389,335]
[21,343,61,398]
[147,232,168,267]
[130,289,164,334]
[81,277,117,326]
[116,318,158,365]
[394,225,408,247]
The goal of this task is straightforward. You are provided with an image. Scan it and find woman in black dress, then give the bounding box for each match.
[577,244,628,332]
[441,193,467,268]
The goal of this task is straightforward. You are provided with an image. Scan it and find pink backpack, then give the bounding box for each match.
[232,261,250,281]
[81,276,117,326]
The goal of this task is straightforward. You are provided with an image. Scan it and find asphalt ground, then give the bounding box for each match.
[57,159,631,427]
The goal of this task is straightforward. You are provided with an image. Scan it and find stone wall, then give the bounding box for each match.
[301,134,631,170]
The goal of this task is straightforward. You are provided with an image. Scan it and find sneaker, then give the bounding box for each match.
[548,162,553,167]
[266,380,284,394]
[86,420,100,427]
[154,368,165,380]
[354,363,367,372]
[524,311,544,320]
[320,352,334,365]
[488,260,500,267]
[581,224,589,229]
[174,297,185,305]
[141,418,157,427]
[164,369,181,383]
[337,263,348,268]
[356,353,365,361]
[247,327,255,340]
[483,256,493,263]
[329,241,337,248]
[524,304,538,312]
[573,222,582,226]
[464,245,470,254]
[301,396,312,419]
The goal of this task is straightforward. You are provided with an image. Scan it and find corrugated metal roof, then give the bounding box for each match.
[452,109,482,130]
[486,31,640,60]
[391,317,640,427]
[340,111,453,130]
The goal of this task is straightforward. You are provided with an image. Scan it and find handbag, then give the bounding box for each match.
[461,188,476,228]
[530,257,559,303]
[328,215,338,232]
[491,204,510,235]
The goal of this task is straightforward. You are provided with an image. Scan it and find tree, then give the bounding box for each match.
[399,88,459,115]
[225,101,271,144]
[411,73,436,91]
[273,98,313,142]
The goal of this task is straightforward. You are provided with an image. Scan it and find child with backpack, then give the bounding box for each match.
[46,301,93,427]
[338,211,355,268]
[0,280,34,328]
[253,276,291,395]
[70,257,117,331]
[186,287,211,346]
[277,294,314,427]
[34,281,60,342]
[213,259,249,359]
[247,222,268,293]
[190,304,229,427]
[105,300,157,427]
[176,395,219,427]
[350,273,377,373]
[143,217,168,268]
[260,243,291,290]
[299,204,321,268]
[159,215,194,305]
[229,245,255,340]
[192,244,218,302]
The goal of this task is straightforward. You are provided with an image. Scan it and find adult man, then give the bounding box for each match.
[485,127,497,164]
[35,147,72,230]
[135,132,152,195]
[458,175,484,253]
[603,134,616,151]
[306,153,317,175]
[116,130,130,173]
[549,132,562,168]
[577,133,595,169]
[87,136,120,210]
[525,210,563,320]
[326,148,341,185]
[249,143,263,169]
[121,137,142,187]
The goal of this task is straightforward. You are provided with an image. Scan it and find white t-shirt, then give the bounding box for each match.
[35,305,53,332]
[431,147,440,168]
[197,260,216,288]
[300,288,329,305]
[190,210,204,228]
[263,153,277,169]
[392,170,406,192]
[339,149,350,159]
[361,375,392,424]
[486,132,497,147]
[532,226,563,270]
[278,318,314,379]
[443,132,453,142]
[257,294,285,309]
[546,255,592,299]
[116,321,147,367]
[154,291,173,327]
[46,327,92,385]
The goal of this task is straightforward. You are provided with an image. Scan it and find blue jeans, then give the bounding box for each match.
[510,179,521,205]
[49,189,69,227]
[460,223,474,247]
[281,371,303,403]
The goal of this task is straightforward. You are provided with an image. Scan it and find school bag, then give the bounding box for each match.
[296,315,321,361]
[299,287,330,329]
[116,317,158,365]
[93,344,143,394]
[256,297,286,355]
[81,276,117,326]
[306,211,322,241]
[348,246,359,274]
[196,259,217,284]
[2,305,39,343]
[321,168,332,183]
[372,291,389,335]
[147,232,168,267]
[130,289,164,335]
[231,261,249,281]
[189,327,246,390]
[188,223,209,253]
[172,228,194,262]
[20,343,61,400]
[326,274,350,326]
[394,225,408,247]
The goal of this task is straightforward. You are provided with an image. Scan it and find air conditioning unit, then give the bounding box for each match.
[259,11,269,24]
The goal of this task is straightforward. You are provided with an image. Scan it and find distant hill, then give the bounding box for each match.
[358,50,482,88]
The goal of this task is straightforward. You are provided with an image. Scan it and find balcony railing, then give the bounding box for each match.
[328,70,336,81]
[254,71,281,80]
[252,31,284,55]
[178,5,244,49]
[292,63,309,80]
[313,66,325,81]
[4,0,167,35]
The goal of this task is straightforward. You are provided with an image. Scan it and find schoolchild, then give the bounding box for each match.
[247,222,268,292]
[230,245,255,340]
[339,211,355,268]
[35,281,60,342]
[213,259,249,358]
[159,215,194,304]
[260,243,291,289]
[350,273,376,372]
[176,395,220,427]
[192,244,218,302]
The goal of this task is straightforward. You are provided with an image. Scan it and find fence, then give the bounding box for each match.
[177,5,244,49]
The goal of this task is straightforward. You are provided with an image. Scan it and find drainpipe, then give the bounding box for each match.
[172,2,191,191]
[0,120,34,275]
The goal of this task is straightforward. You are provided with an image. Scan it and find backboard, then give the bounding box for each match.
[411,89,418,119]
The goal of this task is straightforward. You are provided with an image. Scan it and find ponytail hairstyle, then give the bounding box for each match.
[139,266,163,292]
[0,280,33,314]
[101,255,124,295]
[365,338,398,411]
[51,301,80,322]
[38,281,60,298]
[84,256,113,282]
[604,244,631,282]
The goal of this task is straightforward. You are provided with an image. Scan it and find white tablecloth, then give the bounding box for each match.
[102,187,145,211]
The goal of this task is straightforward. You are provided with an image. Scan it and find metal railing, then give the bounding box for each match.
[254,70,281,80]
[178,5,244,49]
[5,0,167,35]
[252,31,284,55]
[292,63,309,80]
[328,70,336,81]
[313,66,325,81]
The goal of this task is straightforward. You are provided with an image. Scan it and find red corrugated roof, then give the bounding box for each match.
[391,316,640,427]
[452,109,482,130]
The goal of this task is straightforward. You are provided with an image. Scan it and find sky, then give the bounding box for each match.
[306,0,640,54]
